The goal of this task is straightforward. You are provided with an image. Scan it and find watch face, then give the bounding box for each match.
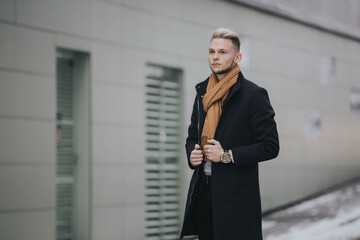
[221,152,232,163]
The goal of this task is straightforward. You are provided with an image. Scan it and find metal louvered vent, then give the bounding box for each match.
[56,54,76,240]
[145,65,182,240]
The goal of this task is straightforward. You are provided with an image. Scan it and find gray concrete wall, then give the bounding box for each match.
[230,0,360,40]
[1,0,360,239]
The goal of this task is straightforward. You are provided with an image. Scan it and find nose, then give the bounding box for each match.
[213,52,219,60]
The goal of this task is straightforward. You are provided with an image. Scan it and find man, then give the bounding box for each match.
[180,28,279,240]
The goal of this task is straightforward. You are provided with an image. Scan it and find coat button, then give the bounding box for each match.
[201,95,204,98]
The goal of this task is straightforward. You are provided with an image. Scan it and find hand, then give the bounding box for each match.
[203,139,223,162]
[190,144,203,167]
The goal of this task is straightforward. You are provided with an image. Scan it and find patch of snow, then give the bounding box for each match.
[263,180,360,240]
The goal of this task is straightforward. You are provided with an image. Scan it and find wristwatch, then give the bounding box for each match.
[220,150,232,163]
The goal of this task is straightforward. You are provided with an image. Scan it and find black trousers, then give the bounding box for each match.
[195,175,214,240]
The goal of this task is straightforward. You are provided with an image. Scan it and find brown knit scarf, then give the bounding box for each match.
[201,64,240,152]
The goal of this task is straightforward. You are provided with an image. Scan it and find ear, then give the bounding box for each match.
[234,52,242,63]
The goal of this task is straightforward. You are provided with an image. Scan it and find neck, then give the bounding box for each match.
[215,73,225,82]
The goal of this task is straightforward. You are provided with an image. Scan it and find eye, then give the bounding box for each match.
[220,51,226,54]
[209,50,214,54]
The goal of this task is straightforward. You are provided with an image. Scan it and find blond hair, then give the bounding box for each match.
[211,28,240,52]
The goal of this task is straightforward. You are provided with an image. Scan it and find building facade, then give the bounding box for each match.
[1,0,360,239]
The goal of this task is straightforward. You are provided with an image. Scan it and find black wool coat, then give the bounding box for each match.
[180,72,279,240]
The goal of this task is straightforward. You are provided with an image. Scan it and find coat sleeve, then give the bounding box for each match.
[231,88,279,167]
[185,96,199,170]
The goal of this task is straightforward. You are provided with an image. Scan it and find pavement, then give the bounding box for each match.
[262,177,360,240]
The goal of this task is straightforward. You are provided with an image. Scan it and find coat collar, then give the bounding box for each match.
[195,71,244,97]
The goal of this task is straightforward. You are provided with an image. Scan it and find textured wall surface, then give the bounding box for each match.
[229,0,360,40]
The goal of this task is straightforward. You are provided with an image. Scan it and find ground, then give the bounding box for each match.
[263,178,360,240]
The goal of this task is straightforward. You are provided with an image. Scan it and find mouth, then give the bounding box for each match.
[212,63,221,66]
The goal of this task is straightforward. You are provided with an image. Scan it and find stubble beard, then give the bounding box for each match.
[210,61,236,76]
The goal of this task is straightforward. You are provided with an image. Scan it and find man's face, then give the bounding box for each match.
[208,38,241,77]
